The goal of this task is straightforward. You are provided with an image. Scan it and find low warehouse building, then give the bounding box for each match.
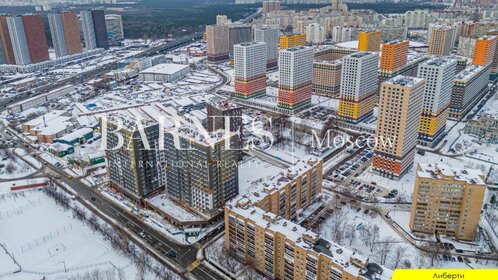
[138,63,190,82]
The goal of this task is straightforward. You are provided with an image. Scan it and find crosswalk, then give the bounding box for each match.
[186,260,202,272]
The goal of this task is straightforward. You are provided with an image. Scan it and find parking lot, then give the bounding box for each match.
[329,148,373,181]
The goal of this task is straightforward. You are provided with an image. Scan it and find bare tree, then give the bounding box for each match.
[4,162,15,174]
[420,241,440,267]
[369,225,380,252]
[220,247,241,274]
[135,253,147,280]
[344,223,356,247]
[393,245,408,269]
[377,236,396,265]
[323,207,346,245]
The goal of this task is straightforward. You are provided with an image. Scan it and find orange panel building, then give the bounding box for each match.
[472,35,497,66]
[380,40,409,72]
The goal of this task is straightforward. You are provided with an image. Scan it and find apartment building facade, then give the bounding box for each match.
[278,46,313,111]
[312,60,342,97]
[206,24,230,62]
[7,15,49,65]
[279,33,306,49]
[472,35,497,67]
[427,24,455,56]
[449,64,492,120]
[254,27,279,68]
[165,127,239,215]
[416,57,457,147]
[80,10,109,50]
[102,116,164,201]
[0,16,15,64]
[105,14,124,45]
[225,157,392,280]
[373,76,425,179]
[409,163,486,241]
[234,42,267,99]
[338,52,379,124]
[380,40,408,73]
[358,29,382,52]
[48,12,83,58]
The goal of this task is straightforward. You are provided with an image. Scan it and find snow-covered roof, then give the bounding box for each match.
[384,75,424,87]
[139,63,189,75]
[57,127,93,142]
[417,163,485,185]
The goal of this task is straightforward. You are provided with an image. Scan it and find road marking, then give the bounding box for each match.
[186,260,202,272]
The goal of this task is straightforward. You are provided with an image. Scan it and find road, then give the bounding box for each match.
[3,131,225,280]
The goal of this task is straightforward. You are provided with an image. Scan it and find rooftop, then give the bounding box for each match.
[454,64,487,82]
[422,57,456,67]
[417,163,485,185]
[384,75,424,87]
[285,46,311,52]
[228,156,321,208]
[139,63,189,75]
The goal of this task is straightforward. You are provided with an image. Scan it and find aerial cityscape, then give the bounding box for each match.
[1,0,498,279]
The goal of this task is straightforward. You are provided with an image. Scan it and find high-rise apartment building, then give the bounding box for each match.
[254,27,279,68]
[80,10,109,50]
[305,23,326,45]
[102,115,164,201]
[7,15,49,65]
[312,60,342,97]
[380,40,408,73]
[373,76,425,179]
[0,16,15,65]
[225,156,393,280]
[332,26,352,43]
[48,12,83,58]
[487,30,498,79]
[207,101,243,134]
[216,15,231,26]
[378,53,429,89]
[405,9,432,29]
[427,24,455,56]
[262,0,281,14]
[105,14,124,46]
[472,35,497,67]
[206,24,230,62]
[358,29,382,52]
[165,126,239,214]
[417,58,457,147]
[228,24,252,62]
[278,46,313,111]
[234,42,267,99]
[338,52,379,123]
[279,33,306,49]
[449,64,492,120]
[410,163,485,241]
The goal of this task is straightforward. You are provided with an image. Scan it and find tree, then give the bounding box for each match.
[490,194,496,207]
[344,223,356,247]
[393,245,408,269]
[420,242,440,267]
[369,225,380,252]
[378,237,396,265]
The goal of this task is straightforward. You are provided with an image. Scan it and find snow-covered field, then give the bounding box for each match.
[0,189,147,280]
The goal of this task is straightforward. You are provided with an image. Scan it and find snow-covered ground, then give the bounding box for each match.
[264,140,310,165]
[205,235,265,280]
[0,188,152,279]
[0,149,37,180]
